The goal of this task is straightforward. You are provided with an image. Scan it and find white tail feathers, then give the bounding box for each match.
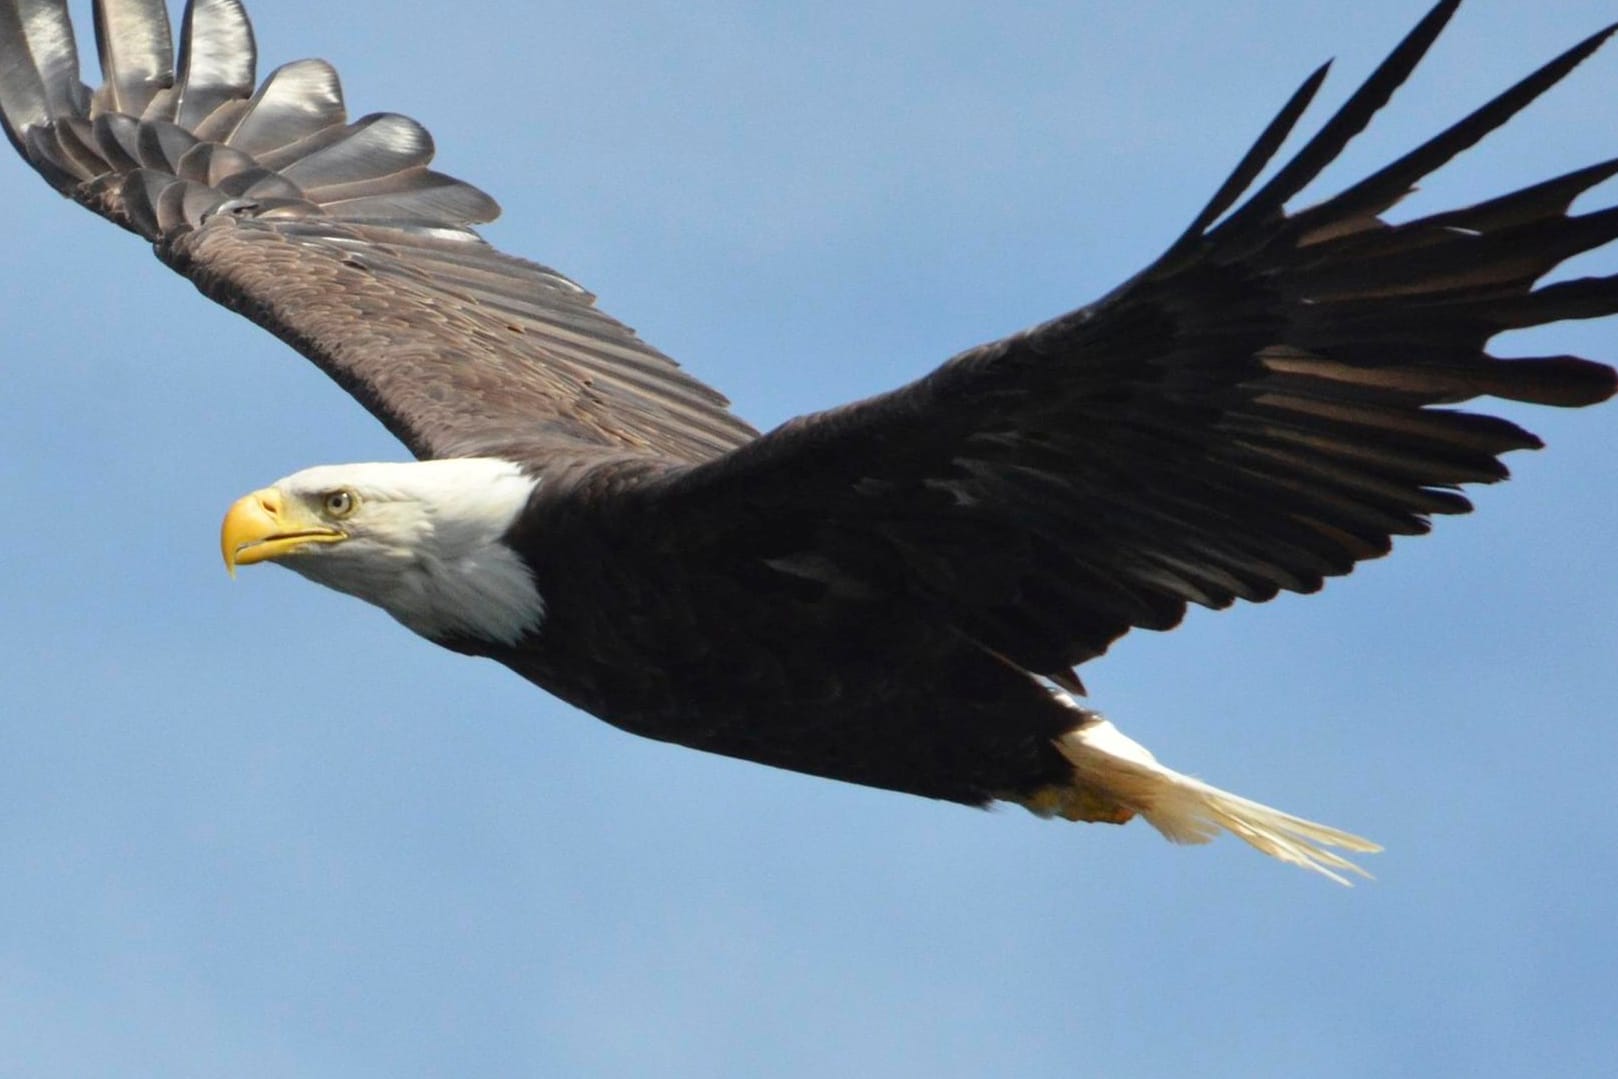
[1053,716,1382,886]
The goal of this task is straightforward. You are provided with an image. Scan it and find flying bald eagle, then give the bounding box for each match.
[3,0,1615,885]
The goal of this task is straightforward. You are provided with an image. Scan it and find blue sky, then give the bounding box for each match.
[2,1,1615,1075]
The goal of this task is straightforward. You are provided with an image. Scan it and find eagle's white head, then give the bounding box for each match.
[220,458,544,644]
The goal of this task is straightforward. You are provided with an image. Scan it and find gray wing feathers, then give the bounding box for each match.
[0,1,85,155]
[221,59,342,159]
[172,0,253,128]
[279,112,432,189]
[0,0,755,463]
[91,0,172,117]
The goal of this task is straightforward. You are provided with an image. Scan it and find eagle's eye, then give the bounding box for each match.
[323,489,358,519]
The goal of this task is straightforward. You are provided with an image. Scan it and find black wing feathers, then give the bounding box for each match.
[1169,60,1331,255]
[1205,0,1461,248]
[1294,21,1618,239]
[658,1,1617,675]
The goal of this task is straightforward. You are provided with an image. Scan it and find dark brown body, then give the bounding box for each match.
[458,459,1078,806]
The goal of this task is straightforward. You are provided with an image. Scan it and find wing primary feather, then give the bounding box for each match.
[1294,22,1618,234]
[1468,356,1618,407]
[174,0,255,130]
[1259,352,1616,409]
[0,0,85,157]
[280,112,433,191]
[91,0,173,117]
[1166,61,1331,257]
[1420,157,1618,235]
[1247,394,1541,456]
[1487,273,1618,330]
[1209,0,1460,242]
[221,58,343,157]
[1291,205,1618,302]
[0,4,49,156]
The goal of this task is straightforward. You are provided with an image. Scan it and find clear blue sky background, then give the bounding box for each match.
[2,2,1615,1075]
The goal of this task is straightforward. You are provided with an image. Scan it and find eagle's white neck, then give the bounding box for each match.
[274,458,545,645]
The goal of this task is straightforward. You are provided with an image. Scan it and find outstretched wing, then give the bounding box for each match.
[653,1,1618,680]
[0,0,756,463]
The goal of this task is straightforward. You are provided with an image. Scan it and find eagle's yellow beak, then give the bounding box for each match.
[221,487,346,576]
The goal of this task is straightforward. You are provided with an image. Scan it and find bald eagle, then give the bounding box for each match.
[3,0,1614,885]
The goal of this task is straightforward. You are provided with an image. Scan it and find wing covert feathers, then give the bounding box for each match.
[0,0,756,462]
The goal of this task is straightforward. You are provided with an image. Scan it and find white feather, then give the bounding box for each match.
[1054,714,1382,886]
[273,458,545,644]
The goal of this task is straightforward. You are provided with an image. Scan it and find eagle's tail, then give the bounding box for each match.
[1026,710,1381,885]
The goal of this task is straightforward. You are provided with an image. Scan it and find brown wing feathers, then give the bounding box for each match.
[0,0,756,464]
